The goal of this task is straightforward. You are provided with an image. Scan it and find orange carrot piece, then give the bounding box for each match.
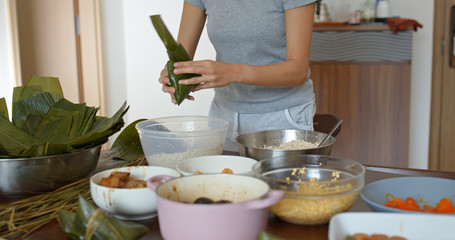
[436,198,452,213]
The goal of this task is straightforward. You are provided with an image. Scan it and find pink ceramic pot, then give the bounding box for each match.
[147,174,284,240]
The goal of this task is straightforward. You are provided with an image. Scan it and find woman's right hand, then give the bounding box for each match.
[159,66,194,105]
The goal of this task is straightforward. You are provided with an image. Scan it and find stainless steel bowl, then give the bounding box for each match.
[236,129,335,161]
[0,144,103,198]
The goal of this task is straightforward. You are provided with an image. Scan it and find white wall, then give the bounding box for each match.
[102,0,215,125]
[0,0,15,115]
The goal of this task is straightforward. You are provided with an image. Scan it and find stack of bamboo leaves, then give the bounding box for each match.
[0,75,128,158]
[0,119,148,239]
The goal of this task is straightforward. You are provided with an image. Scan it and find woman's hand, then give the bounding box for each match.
[158,66,195,104]
[173,60,238,92]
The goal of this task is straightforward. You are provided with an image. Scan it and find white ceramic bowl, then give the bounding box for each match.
[90,166,180,220]
[176,155,257,176]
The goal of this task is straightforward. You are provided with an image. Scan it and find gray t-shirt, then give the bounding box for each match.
[184,0,316,114]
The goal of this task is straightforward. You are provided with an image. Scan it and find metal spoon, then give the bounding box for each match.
[317,119,343,147]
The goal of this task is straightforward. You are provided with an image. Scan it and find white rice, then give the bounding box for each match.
[261,139,318,150]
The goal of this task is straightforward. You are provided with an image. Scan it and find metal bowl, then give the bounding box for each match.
[236,129,335,161]
[0,144,103,198]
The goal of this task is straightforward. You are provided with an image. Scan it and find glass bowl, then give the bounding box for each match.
[252,154,365,225]
[136,116,229,169]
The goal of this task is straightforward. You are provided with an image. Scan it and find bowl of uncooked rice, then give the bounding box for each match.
[236,129,335,161]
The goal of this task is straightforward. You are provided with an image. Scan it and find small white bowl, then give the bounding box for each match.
[90,166,180,220]
[176,155,257,176]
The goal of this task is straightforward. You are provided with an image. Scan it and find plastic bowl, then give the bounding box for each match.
[176,155,257,176]
[361,177,455,214]
[136,116,229,169]
[0,144,103,198]
[236,129,335,161]
[90,166,180,220]
[252,154,365,225]
[147,174,284,240]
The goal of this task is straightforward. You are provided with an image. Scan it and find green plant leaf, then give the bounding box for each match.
[110,119,146,161]
[58,196,149,240]
[0,117,43,156]
[150,15,199,105]
[0,98,8,120]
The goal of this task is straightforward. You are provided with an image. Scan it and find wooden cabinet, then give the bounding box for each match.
[310,25,412,167]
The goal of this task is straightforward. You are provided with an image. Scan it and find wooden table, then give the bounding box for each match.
[5,165,452,240]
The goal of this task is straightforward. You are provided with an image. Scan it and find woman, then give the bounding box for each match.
[159,0,317,152]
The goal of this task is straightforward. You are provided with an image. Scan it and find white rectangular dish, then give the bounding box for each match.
[328,212,455,240]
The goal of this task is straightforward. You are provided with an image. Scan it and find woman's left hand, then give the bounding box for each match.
[173,60,238,91]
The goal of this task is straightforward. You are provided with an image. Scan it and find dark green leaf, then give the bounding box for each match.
[166,60,198,105]
[110,119,146,161]
[59,196,149,240]
[12,92,61,129]
[57,209,79,240]
[0,98,8,120]
[0,117,43,156]
[33,107,73,143]
[23,114,44,135]
[150,15,199,105]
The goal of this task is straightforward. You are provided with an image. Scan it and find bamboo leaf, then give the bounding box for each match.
[0,117,43,156]
[59,196,149,240]
[12,92,61,129]
[12,75,63,128]
[110,119,146,161]
[166,60,198,105]
[0,98,8,120]
[67,102,128,149]
[150,15,199,105]
[33,107,73,143]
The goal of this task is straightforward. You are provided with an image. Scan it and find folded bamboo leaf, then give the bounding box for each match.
[0,117,44,156]
[12,92,62,129]
[57,209,79,240]
[150,15,200,105]
[0,98,8,120]
[166,60,199,105]
[57,196,149,240]
[109,119,146,161]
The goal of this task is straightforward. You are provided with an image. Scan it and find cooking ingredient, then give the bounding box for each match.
[150,15,199,105]
[99,171,146,188]
[261,139,318,150]
[383,197,455,213]
[57,196,149,240]
[345,233,407,240]
[221,168,234,174]
[0,75,128,157]
[193,197,232,204]
[148,144,223,169]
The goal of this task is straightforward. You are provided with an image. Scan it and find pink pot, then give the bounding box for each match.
[147,174,284,240]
